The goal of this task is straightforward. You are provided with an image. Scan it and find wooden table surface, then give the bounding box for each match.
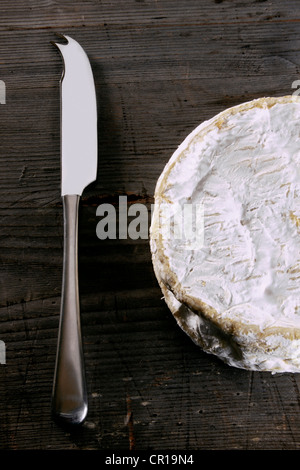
[1,0,300,452]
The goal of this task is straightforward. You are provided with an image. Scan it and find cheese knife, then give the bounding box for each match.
[51,34,97,425]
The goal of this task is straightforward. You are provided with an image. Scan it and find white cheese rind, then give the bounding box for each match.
[150,96,300,373]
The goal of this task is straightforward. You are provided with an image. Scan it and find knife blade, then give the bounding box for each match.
[51,34,98,426]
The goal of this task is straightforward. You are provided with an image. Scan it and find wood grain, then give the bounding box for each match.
[1,0,300,451]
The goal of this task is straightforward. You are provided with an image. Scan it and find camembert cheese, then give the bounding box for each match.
[150,96,300,373]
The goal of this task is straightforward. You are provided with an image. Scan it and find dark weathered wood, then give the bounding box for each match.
[1,0,300,451]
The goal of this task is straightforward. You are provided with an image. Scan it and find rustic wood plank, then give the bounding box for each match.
[0,0,299,30]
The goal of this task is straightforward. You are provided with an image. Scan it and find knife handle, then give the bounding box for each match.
[51,194,88,426]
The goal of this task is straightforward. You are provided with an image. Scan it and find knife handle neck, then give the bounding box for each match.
[51,194,88,426]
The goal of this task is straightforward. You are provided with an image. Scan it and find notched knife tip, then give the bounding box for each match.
[50,32,69,49]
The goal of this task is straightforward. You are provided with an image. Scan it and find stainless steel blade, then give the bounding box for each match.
[55,34,97,196]
[51,34,98,426]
